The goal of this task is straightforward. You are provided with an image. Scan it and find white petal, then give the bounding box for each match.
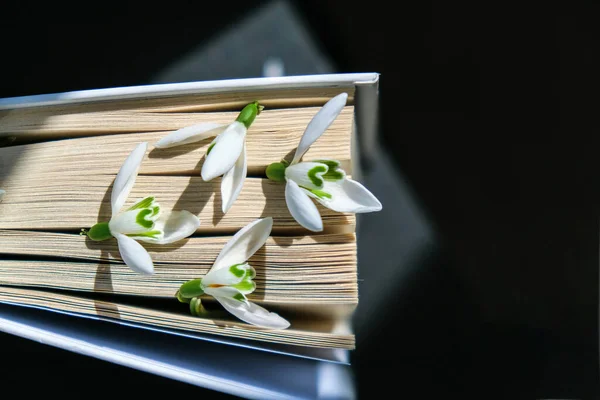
[291,93,348,165]
[111,142,147,217]
[108,209,157,235]
[154,123,227,148]
[214,295,290,329]
[285,161,329,190]
[204,286,247,301]
[316,178,382,213]
[134,210,200,244]
[201,122,246,181]
[114,233,154,275]
[0,189,5,201]
[203,262,253,286]
[211,217,272,272]
[220,143,246,213]
[285,179,323,232]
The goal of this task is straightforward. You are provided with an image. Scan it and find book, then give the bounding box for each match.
[0,73,380,397]
[0,104,355,233]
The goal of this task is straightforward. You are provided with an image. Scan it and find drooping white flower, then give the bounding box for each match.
[177,217,290,330]
[154,102,263,213]
[266,93,382,232]
[85,142,200,275]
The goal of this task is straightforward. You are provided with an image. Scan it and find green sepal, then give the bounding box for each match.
[179,279,205,299]
[236,101,262,129]
[87,222,112,241]
[266,162,287,182]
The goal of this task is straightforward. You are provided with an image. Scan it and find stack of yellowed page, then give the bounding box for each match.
[0,85,360,351]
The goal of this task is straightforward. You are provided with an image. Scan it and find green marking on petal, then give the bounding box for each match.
[323,169,344,181]
[136,209,154,228]
[151,205,160,217]
[300,186,332,200]
[206,142,216,155]
[179,279,205,298]
[311,189,332,199]
[229,264,246,278]
[243,266,256,280]
[308,165,327,186]
[314,160,345,181]
[128,230,162,239]
[232,293,246,302]
[87,222,112,241]
[313,159,340,169]
[266,162,287,182]
[127,196,155,211]
[233,279,256,293]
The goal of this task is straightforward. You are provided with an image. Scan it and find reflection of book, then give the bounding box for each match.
[0,73,379,397]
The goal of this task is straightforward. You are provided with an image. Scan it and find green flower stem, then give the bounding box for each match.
[190,297,207,316]
[176,290,191,304]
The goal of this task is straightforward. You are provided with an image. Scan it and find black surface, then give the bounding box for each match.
[1,1,599,398]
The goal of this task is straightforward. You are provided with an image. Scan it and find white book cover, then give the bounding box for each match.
[0,73,379,399]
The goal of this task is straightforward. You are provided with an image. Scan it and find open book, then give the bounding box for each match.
[0,73,380,397]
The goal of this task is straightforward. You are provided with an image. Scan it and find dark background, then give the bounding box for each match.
[1,1,599,398]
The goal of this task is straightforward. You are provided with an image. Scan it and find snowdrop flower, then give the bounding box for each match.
[154,102,263,213]
[265,93,382,232]
[0,189,4,201]
[176,217,290,329]
[84,142,200,275]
